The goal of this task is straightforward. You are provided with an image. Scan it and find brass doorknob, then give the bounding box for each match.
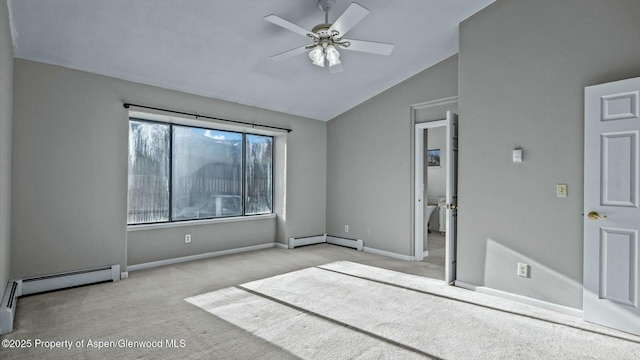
[587,211,607,220]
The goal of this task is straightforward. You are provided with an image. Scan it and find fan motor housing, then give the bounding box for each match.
[311,24,332,37]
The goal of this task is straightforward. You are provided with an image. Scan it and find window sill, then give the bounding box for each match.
[127,213,276,232]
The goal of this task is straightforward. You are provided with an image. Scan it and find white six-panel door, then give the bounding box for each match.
[584,77,640,335]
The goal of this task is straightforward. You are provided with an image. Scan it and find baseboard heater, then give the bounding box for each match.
[0,264,120,335]
[0,280,20,335]
[288,234,363,251]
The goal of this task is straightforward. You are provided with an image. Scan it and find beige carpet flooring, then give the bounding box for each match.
[0,244,443,359]
[188,261,640,359]
[2,245,638,359]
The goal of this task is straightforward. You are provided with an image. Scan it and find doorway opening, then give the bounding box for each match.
[416,121,447,271]
[412,101,458,284]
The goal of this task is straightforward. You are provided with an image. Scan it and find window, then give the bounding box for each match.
[127,121,170,224]
[127,119,273,225]
[245,134,273,215]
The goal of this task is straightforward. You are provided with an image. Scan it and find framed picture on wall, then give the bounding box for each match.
[427,149,441,167]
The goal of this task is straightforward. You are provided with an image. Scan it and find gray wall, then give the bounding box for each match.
[326,55,458,255]
[127,218,276,265]
[458,0,640,309]
[0,0,13,287]
[11,59,326,277]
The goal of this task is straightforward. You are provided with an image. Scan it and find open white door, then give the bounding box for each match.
[414,126,425,261]
[584,77,640,335]
[445,111,458,284]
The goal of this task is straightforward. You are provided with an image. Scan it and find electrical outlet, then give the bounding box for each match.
[365,229,371,237]
[344,225,349,233]
[557,184,567,197]
[185,234,192,244]
[517,263,528,277]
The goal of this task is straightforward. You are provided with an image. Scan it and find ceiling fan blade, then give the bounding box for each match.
[329,63,344,74]
[264,14,313,38]
[342,39,394,56]
[269,45,309,61]
[329,3,369,37]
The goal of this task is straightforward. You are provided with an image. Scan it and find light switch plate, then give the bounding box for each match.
[513,149,523,163]
[557,184,567,197]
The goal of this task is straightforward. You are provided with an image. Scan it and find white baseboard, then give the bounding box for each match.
[274,242,288,250]
[455,280,583,318]
[120,272,129,279]
[363,247,414,261]
[128,243,277,272]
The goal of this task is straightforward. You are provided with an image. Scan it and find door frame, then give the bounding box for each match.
[410,96,458,283]
[414,119,446,260]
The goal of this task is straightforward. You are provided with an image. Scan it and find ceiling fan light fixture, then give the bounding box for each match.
[326,44,341,67]
[309,45,325,67]
[265,2,394,72]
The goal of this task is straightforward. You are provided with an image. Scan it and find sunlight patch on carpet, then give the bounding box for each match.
[186,287,426,359]
[187,262,640,359]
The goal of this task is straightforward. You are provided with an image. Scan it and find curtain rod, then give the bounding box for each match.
[123,103,292,133]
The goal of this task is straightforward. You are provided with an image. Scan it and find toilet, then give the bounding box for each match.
[426,204,438,232]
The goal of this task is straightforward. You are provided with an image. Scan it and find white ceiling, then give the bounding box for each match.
[8,0,493,121]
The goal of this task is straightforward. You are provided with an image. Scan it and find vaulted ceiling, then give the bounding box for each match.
[8,0,493,121]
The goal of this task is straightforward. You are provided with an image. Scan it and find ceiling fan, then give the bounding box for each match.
[264,0,395,73]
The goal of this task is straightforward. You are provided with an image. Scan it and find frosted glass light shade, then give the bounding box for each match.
[309,46,325,67]
[326,45,341,67]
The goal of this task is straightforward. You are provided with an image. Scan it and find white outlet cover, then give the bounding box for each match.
[517,263,528,277]
[557,184,567,197]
